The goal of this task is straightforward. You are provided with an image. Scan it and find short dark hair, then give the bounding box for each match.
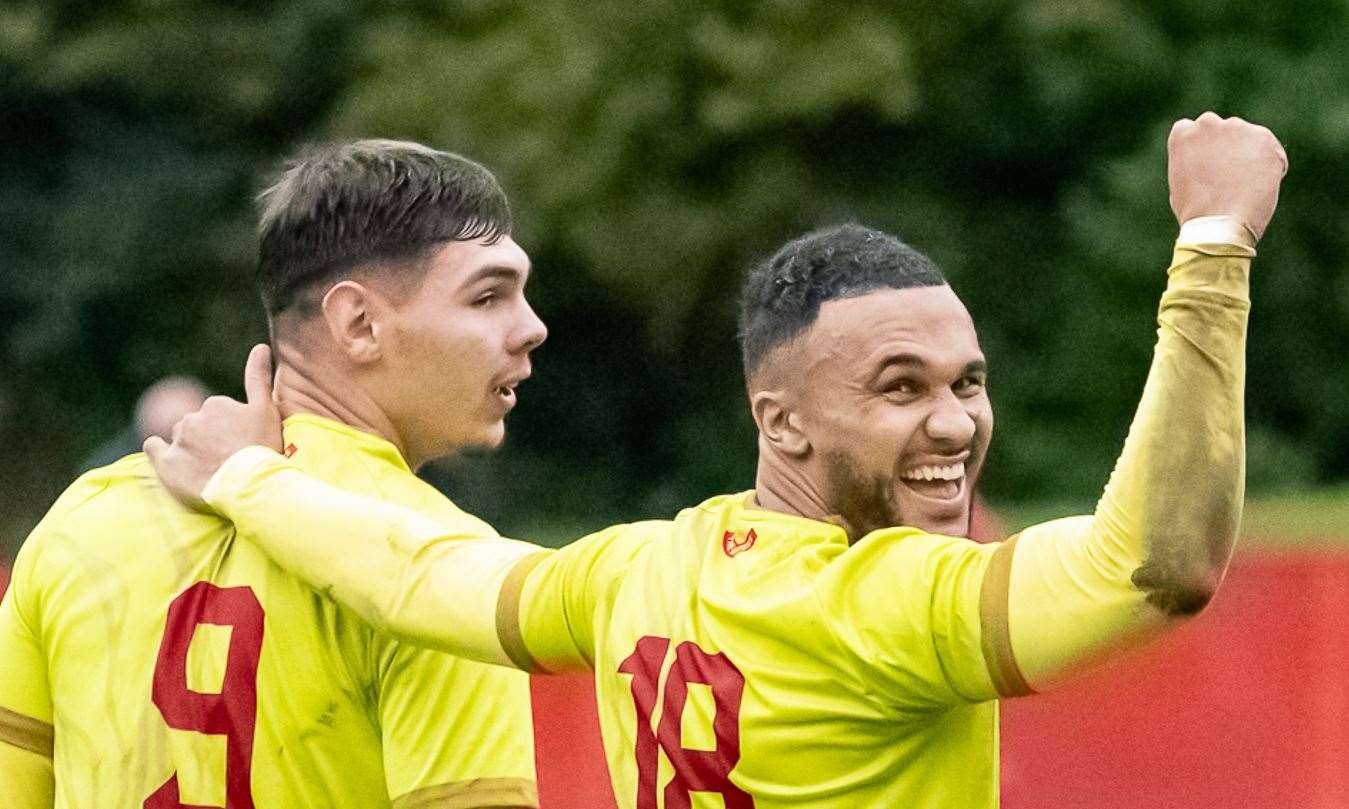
[737,223,947,378]
[256,139,512,318]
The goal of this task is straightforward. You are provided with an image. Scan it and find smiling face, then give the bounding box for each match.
[371,235,546,464]
[786,285,992,537]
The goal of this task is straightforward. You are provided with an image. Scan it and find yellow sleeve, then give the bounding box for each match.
[375,641,538,808]
[816,531,1002,712]
[0,746,53,809]
[0,536,56,805]
[202,448,547,666]
[504,523,659,674]
[990,225,1253,693]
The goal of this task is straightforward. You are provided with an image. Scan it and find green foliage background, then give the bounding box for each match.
[4,0,1348,556]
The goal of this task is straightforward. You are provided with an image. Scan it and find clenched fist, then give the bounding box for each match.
[1168,112,1288,240]
[144,344,284,509]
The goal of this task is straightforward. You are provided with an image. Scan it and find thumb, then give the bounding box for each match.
[243,344,274,408]
[143,435,169,467]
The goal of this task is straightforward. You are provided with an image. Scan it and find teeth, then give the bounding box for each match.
[901,463,965,482]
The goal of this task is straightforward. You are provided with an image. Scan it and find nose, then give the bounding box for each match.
[512,299,548,354]
[924,389,977,447]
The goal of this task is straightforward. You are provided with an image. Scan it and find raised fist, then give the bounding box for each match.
[1168,112,1288,240]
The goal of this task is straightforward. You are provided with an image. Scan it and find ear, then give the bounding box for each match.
[751,387,810,458]
[320,281,384,365]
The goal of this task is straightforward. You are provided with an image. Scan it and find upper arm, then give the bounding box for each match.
[0,539,55,804]
[376,642,538,808]
[507,523,657,674]
[816,531,1006,713]
[1003,515,1169,691]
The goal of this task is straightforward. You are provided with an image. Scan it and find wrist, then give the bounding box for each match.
[1177,215,1259,253]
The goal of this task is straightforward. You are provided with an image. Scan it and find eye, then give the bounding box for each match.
[473,291,498,308]
[882,378,921,399]
[953,375,986,396]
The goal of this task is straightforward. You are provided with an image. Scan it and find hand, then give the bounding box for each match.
[1168,112,1288,240]
[144,344,284,509]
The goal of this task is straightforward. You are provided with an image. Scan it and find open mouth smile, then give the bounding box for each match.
[899,461,966,502]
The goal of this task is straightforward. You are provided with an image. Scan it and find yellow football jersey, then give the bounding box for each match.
[0,414,537,808]
[190,223,1255,808]
[509,496,1005,808]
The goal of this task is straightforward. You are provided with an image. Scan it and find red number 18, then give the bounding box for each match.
[618,636,754,809]
[144,582,265,809]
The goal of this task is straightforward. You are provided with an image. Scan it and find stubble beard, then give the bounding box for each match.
[822,448,905,541]
[822,448,975,540]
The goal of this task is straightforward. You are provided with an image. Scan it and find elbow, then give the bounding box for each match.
[1130,504,1239,617]
[1130,536,1232,618]
[1133,569,1217,617]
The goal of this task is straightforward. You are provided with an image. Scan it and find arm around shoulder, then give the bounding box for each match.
[202,446,547,666]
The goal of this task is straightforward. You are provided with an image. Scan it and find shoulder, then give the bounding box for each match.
[850,527,991,566]
[815,528,998,613]
[3,460,178,625]
[559,519,669,566]
[342,456,501,538]
[16,455,218,581]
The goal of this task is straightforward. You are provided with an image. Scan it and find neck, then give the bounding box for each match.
[271,338,416,465]
[753,437,859,542]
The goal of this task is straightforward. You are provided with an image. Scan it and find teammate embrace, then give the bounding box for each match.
[1,114,1286,808]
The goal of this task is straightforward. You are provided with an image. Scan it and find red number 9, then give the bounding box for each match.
[144,582,265,809]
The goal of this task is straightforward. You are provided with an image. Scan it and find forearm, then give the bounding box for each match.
[202,447,543,666]
[0,744,54,809]
[1005,219,1252,689]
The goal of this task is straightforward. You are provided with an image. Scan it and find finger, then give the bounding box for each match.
[244,344,274,407]
[143,435,169,466]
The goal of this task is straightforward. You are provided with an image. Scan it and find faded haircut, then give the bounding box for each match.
[737,223,948,380]
[256,139,511,319]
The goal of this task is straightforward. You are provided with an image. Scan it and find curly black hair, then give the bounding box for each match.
[737,223,947,379]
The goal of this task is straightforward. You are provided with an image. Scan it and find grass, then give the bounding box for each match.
[994,484,1349,552]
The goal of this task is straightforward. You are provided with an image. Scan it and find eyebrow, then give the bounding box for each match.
[876,354,987,375]
[462,264,527,287]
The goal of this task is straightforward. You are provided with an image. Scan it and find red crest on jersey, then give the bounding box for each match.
[283,443,298,458]
[722,528,757,558]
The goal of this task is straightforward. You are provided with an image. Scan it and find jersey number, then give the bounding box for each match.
[144,582,265,809]
[618,636,754,809]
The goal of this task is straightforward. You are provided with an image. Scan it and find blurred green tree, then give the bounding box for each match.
[5,0,1348,556]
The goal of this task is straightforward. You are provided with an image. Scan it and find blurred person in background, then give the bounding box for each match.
[0,141,542,808]
[146,113,1284,808]
[82,375,209,470]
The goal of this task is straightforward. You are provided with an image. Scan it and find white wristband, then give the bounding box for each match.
[1177,215,1258,251]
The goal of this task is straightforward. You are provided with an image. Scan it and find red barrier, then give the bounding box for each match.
[1002,551,1349,809]
[533,551,1349,808]
[532,673,618,808]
